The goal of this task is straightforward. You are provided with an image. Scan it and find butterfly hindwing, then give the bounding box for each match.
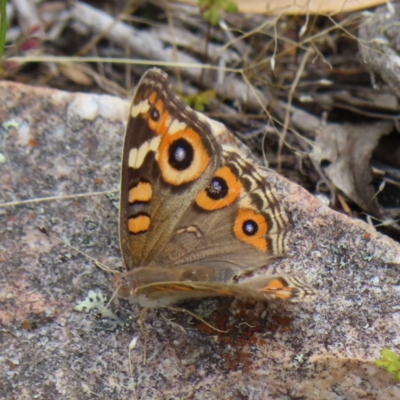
[154,148,291,271]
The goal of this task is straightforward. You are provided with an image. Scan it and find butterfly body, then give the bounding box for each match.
[118,68,316,309]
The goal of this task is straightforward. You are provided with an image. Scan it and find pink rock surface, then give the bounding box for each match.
[1,81,399,399]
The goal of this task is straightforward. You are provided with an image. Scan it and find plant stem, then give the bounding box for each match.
[0,0,7,58]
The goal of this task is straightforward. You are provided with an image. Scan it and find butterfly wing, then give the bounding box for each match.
[119,68,316,305]
[130,275,316,307]
[122,146,316,304]
[150,147,291,274]
[119,69,220,270]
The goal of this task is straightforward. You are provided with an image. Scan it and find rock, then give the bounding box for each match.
[1,81,399,399]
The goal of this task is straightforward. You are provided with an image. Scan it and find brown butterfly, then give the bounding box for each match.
[116,68,316,315]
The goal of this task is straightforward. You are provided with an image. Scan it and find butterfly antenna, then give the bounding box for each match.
[38,227,119,275]
[104,284,123,309]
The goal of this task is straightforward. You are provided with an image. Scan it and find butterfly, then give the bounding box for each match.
[115,68,316,315]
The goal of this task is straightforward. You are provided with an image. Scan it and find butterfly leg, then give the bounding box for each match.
[138,307,149,364]
[167,305,227,333]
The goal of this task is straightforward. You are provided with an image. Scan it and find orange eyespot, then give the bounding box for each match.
[233,209,269,252]
[149,105,160,121]
[158,128,210,186]
[147,94,171,136]
[196,166,242,211]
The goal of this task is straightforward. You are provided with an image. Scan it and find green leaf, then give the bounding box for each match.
[382,348,399,363]
[224,1,238,13]
[203,8,220,26]
[209,7,220,25]
[199,0,237,24]
[375,360,387,368]
[388,364,398,374]
[376,348,400,381]
[183,90,216,112]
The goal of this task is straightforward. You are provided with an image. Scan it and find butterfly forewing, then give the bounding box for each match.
[119,69,220,270]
